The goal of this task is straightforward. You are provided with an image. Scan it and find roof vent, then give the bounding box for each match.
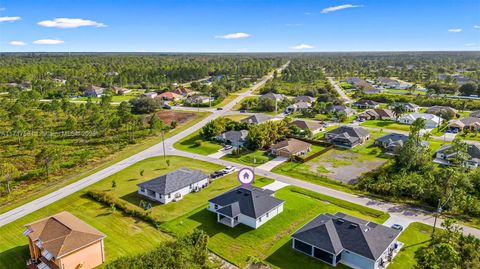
[349,223,358,229]
[336,219,344,224]
[243,193,250,196]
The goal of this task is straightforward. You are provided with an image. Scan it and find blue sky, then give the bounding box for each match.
[1,0,479,52]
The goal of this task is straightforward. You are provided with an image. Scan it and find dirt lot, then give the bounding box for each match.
[152,111,197,125]
[306,149,386,184]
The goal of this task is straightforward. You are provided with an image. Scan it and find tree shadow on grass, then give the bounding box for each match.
[265,239,345,269]
[120,191,162,209]
[0,245,30,269]
[186,209,253,239]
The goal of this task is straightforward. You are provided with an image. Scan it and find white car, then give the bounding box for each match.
[222,166,236,174]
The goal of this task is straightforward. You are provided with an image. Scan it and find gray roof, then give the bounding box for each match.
[376,133,409,144]
[436,144,480,160]
[326,126,370,139]
[209,186,284,219]
[215,130,248,142]
[288,120,323,132]
[261,92,285,101]
[291,213,400,260]
[470,110,480,118]
[294,96,315,103]
[137,168,208,194]
[354,99,379,106]
[241,114,273,125]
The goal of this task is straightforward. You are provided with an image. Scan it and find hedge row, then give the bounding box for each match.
[87,189,163,228]
[289,186,390,222]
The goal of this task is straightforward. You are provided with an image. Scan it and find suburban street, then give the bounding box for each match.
[328,76,352,103]
[1,60,479,240]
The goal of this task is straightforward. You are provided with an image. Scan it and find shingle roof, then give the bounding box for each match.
[216,130,248,143]
[436,144,480,160]
[288,120,323,132]
[449,117,480,127]
[261,92,285,101]
[294,96,315,103]
[426,106,458,115]
[209,186,284,219]
[25,212,105,258]
[241,114,273,124]
[291,212,400,260]
[354,100,379,106]
[270,138,312,154]
[137,168,208,194]
[470,110,480,118]
[326,126,370,139]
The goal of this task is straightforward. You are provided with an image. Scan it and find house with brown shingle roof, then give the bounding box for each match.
[24,211,106,269]
[269,138,312,157]
[357,109,395,121]
[288,120,324,134]
[173,87,193,97]
[157,91,183,101]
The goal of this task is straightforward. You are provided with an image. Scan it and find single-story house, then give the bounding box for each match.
[294,95,316,103]
[397,112,443,128]
[329,105,356,116]
[325,126,370,148]
[346,77,363,85]
[157,91,183,101]
[378,77,400,88]
[375,133,428,155]
[470,110,480,118]
[285,102,312,113]
[185,95,212,104]
[208,186,285,229]
[173,87,193,97]
[24,211,106,269]
[291,212,402,269]
[240,114,274,125]
[84,85,105,97]
[260,92,286,102]
[389,102,420,112]
[137,168,209,204]
[288,120,324,134]
[346,78,378,94]
[447,117,480,132]
[269,138,312,157]
[357,109,395,121]
[215,130,249,147]
[112,86,132,95]
[353,100,380,109]
[434,144,480,169]
[141,92,158,99]
[426,106,458,117]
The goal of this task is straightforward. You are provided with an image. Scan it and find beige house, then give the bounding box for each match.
[270,138,312,157]
[24,211,106,269]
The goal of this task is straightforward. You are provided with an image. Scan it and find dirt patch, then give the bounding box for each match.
[307,150,386,184]
[152,111,197,125]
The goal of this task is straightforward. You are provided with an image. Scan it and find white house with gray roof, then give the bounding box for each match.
[325,126,370,148]
[208,186,285,229]
[240,114,275,125]
[137,168,209,204]
[215,130,249,147]
[291,212,402,269]
[397,112,442,128]
[434,144,480,169]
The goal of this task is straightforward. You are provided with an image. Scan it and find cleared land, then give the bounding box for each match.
[360,120,411,132]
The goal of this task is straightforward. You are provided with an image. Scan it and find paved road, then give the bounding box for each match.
[171,149,480,238]
[0,62,290,227]
[328,77,352,103]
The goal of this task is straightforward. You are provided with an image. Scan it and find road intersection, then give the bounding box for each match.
[1,61,479,240]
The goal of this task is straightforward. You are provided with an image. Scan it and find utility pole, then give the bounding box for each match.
[161,128,166,161]
[432,199,442,236]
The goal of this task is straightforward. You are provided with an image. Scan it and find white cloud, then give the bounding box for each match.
[448,28,463,33]
[33,39,64,45]
[9,40,26,46]
[0,16,21,22]
[215,32,250,39]
[474,25,480,29]
[290,44,314,50]
[38,18,106,28]
[321,4,361,13]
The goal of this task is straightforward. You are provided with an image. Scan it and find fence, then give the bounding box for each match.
[288,136,334,163]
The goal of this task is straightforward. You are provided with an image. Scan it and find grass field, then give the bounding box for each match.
[221,150,274,167]
[212,94,239,108]
[160,186,389,268]
[173,129,223,155]
[224,114,249,122]
[0,111,211,214]
[360,120,411,132]
[0,155,275,269]
[389,223,431,269]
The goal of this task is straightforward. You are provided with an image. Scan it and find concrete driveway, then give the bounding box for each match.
[208,148,233,159]
[256,156,289,171]
[383,214,414,232]
[262,181,289,191]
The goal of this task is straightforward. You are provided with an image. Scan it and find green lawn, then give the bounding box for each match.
[360,120,411,132]
[212,94,238,108]
[0,112,211,214]
[221,150,274,167]
[225,114,249,122]
[457,131,480,142]
[173,130,223,155]
[160,186,388,268]
[389,223,432,269]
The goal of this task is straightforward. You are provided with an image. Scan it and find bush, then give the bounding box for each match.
[194,140,202,147]
[87,190,163,228]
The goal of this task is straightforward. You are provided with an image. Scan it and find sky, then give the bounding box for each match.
[0,0,479,52]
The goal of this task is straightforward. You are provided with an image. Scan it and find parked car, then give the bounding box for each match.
[391,224,403,231]
[216,107,223,110]
[210,171,226,179]
[224,145,233,150]
[222,166,236,173]
[239,109,246,113]
[162,104,172,109]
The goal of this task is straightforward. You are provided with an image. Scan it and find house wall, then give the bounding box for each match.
[57,240,105,269]
[340,249,376,269]
[138,178,208,204]
[254,203,284,228]
[208,202,284,229]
